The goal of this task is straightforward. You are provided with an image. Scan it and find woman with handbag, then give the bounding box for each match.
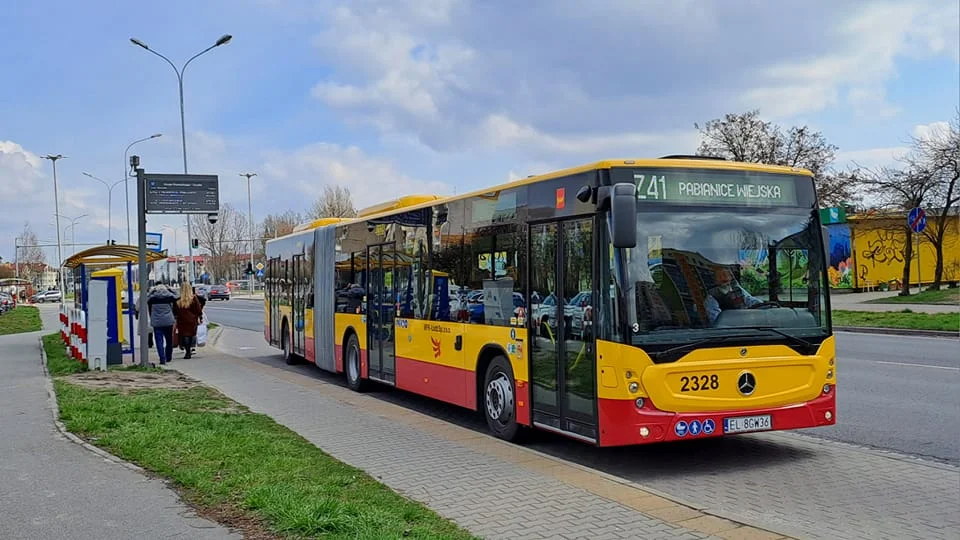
[173,281,204,359]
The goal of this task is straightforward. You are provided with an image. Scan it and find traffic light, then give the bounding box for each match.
[192,238,199,249]
[245,262,254,275]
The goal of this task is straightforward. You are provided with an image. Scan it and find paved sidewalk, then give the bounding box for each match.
[0,329,239,540]
[830,290,960,313]
[172,340,787,540]
[207,325,960,540]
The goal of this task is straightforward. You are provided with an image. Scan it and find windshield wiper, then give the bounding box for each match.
[650,335,745,363]
[721,326,813,349]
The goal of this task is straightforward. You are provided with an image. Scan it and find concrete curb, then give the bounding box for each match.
[38,336,146,474]
[834,325,959,338]
[206,325,224,349]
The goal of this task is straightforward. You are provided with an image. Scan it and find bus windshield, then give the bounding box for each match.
[611,168,829,352]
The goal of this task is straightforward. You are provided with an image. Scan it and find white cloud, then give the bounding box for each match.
[835,147,910,170]
[744,0,959,118]
[834,119,954,170]
[912,120,952,142]
[477,114,700,159]
[260,142,452,210]
[307,0,958,160]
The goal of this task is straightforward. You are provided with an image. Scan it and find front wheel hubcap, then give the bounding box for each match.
[485,373,514,424]
[348,347,359,381]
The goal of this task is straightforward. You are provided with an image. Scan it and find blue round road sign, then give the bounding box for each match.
[908,207,927,234]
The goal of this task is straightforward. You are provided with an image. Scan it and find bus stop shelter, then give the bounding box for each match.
[64,245,165,365]
[0,278,33,303]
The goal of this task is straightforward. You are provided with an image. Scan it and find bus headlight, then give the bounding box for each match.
[628,382,639,393]
[639,427,650,438]
[822,384,832,394]
[827,369,833,379]
[635,398,644,409]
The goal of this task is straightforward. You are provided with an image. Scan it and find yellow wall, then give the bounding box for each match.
[850,215,960,288]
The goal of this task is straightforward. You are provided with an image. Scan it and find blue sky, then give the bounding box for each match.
[1,0,958,264]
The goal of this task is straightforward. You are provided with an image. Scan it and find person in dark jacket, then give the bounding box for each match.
[173,281,204,359]
[147,283,179,364]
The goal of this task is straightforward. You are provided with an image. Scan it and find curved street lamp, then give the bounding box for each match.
[82,172,126,243]
[123,134,162,244]
[129,34,232,283]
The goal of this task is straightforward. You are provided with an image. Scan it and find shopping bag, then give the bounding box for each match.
[197,321,208,347]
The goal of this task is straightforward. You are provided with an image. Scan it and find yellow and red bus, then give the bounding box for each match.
[265,157,836,446]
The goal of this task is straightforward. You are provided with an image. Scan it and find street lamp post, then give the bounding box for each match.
[123,134,162,244]
[82,172,125,243]
[42,154,66,297]
[56,214,88,257]
[130,34,232,285]
[240,172,257,293]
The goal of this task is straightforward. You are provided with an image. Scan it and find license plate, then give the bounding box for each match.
[723,414,772,434]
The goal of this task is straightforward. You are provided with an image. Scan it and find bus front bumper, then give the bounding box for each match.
[596,389,836,447]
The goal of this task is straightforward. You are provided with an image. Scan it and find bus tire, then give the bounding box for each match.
[344,333,365,391]
[282,321,297,365]
[483,355,520,441]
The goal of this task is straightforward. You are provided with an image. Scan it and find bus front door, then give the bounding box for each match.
[366,244,397,384]
[529,218,597,442]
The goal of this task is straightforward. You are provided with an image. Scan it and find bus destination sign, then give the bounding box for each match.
[144,174,220,214]
[633,172,799,207]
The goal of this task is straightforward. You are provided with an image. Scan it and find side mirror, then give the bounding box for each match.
[599,183,637,248]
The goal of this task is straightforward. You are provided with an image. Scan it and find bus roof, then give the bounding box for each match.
[271,157,814,242]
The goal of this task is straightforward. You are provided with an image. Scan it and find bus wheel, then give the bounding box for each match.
[344,333,365,391]
[483,355,519,441]
[282,322,296,365]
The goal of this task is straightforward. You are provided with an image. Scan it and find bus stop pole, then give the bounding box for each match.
[135,159,151,367]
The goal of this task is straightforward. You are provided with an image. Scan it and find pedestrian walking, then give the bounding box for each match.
[173,281,204,359]
[146,283,178,365]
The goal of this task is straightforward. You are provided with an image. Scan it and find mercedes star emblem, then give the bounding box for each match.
[737,371,757,396]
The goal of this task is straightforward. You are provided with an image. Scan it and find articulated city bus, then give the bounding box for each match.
[264,157,836,446]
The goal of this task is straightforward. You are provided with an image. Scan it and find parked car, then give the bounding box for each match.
[0,292,14,313]
[207,284,230,301]
[192,284,210,299]
[32,290,62,303]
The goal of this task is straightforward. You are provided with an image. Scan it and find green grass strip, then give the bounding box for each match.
[0,305,42,335]
[863,288,960,305]
[832,310,959,332]
[44,335,474,540]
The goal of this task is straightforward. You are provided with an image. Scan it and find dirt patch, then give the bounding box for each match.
[63,369,201,392]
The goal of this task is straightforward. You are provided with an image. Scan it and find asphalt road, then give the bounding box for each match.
[203,298,264,332]
[204,299,960,463]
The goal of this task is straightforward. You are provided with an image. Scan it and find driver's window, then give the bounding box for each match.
[776,248,810,305]
[736,248,771,302]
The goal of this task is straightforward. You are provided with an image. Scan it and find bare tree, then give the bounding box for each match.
[17,222,46,283]
[311,185,357,218]
[259,210,304,256]
[261,210,303,239]
[189,204,248,282]
[910,112,960,289]
[695,110,855,206]
[847,165,938,295]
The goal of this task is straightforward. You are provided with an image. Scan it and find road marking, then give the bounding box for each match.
[835,331,958,342]
[845,356,959,371]
[873,360,959,371]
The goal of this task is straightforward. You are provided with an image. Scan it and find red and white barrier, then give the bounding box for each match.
[64,306,88,365]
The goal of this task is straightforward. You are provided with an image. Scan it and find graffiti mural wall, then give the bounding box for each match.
[848,215,960,288]
[827,223,853,288]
